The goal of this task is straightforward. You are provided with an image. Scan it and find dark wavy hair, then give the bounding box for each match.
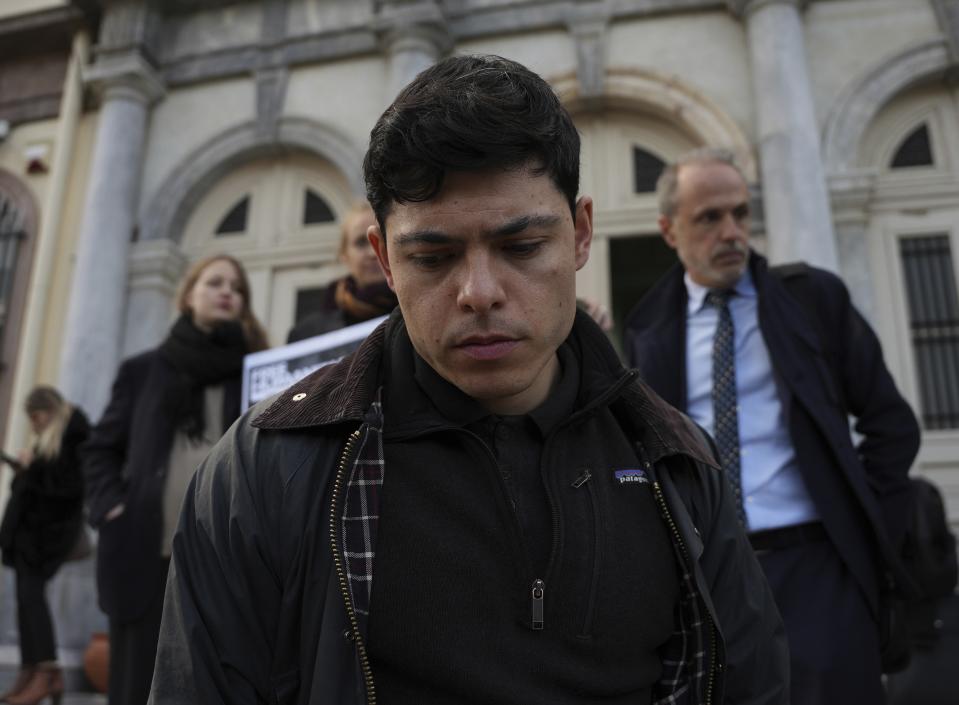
[363,54,580,232]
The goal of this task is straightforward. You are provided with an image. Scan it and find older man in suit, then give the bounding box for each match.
[623,148,921,704]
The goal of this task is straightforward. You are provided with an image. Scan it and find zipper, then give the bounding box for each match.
[531,579,545,630]
[329,428,377,705]
[651,475,717,705]
[397,424,551,630]
[572,468,601,637]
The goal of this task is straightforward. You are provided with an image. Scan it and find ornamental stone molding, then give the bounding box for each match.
[932,0,959,64]
[127,237,188,297]
[138,117,365,246]
[565,2,610,101]
[374,0,452,96]
[822,39,952,174]
[374,0,451,53]
[553,67,757,182]
[727,0,809,18]
[97,0,163,63]
[827,170,877,226]
[83,49,165,105]
[255,67,289,140]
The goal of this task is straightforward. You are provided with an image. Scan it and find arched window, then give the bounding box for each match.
[890,124,933,168]
[215,196,250,235]
[303,189,335,225]
[633,147,666,194]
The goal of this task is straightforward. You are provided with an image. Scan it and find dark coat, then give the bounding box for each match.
[0,408,89,579]
[622,252,921,615]
[287,281,352,343]
[82,349,241,623]
[150,311,789,705]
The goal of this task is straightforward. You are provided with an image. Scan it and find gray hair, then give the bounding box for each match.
[656,147,747,217]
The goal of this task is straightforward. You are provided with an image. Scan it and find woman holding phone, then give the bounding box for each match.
[0,386,89,705]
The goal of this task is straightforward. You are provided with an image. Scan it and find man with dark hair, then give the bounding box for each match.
[623,148,921,704]
[150,56,787,705]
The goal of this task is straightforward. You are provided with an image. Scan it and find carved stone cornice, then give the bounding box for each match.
[374,0,452,56]
[84,50,165,105]
[727,0,808,19]
[96,0,163,64]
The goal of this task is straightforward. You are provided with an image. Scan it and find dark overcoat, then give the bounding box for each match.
[0,408,89,579]
[622,252,921,615]
[83,349,241,623]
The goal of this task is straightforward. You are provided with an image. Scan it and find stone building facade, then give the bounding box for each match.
[0,0,958,671]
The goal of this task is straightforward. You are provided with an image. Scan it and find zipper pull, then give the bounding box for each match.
[531,579,545,630]
[571,469,591,488]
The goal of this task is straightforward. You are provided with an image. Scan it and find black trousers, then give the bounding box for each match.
[14,560,56,664]
[757,537,884,705]
[108,558,169,705]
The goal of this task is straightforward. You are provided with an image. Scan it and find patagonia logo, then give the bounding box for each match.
[614,469,649,485]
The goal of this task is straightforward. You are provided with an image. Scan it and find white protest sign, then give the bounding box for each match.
[241,316,387,411]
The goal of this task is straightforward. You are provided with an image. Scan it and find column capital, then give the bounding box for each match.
[727,0,808,19]
[127,238,187,295]
[84,50,165,105]
[373,0,452,56]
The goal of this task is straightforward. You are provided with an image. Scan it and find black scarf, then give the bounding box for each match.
[333,277,398,324]
[158,314,248,441]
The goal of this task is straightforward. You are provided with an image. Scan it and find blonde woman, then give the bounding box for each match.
[83,254,268,705]
[287,201,397,342]
[0,386,89,705]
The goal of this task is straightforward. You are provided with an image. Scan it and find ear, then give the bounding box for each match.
[573,196,594,271]
[658,214,678,250]
[367,223,395,290]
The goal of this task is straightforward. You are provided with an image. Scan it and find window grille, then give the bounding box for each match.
[899,234,959,429]
[0,194,25,357]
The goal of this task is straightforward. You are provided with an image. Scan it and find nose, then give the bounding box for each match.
[455,252,505,314]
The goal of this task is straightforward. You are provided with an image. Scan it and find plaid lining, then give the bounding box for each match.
[341,393,385,620]
[651,557,710,704]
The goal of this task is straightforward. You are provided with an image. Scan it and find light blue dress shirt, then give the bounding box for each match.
[684,268,819,532]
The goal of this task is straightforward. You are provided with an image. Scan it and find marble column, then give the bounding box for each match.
[59,52,163,420]
[376,1,451,100]
[732,0,839,271]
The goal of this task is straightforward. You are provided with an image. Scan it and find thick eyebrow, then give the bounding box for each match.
[491,213,562,237]
[392,213,563,247]
[393,229,451,247]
